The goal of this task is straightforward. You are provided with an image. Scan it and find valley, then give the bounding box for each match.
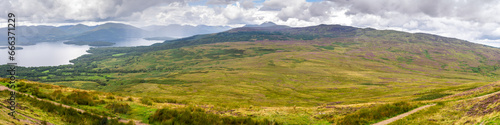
[1,24,500,124]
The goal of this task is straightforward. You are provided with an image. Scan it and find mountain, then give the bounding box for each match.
[0,25,68,45]
[0,23,145,45]
[243,21,287,28]
[70,23,146,42]
[142,24,231,38]
[70,24,500,76]
[0,23,231,46]
[57,24,96,35]
[2,24,500,124]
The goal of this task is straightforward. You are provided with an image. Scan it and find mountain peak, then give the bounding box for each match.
[260,21,277,26]
[244,22,279,27]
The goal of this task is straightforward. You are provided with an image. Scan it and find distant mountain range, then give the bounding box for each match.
[243,21,288,28]
[141,24,231,38]
[0,23,232,46]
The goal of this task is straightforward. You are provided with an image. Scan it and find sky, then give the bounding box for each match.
[1,0,499,47]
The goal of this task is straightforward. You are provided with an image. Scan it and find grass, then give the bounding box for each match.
[413,93,452,101]
[0,89,69,125]
[35,38,497,109]
[40,38,499,124]
[335,102,419,125]
[389,81,500,125]
[1,28,500,124]
[314,45,335,50]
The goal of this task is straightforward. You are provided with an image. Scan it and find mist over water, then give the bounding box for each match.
[0,38,163,67]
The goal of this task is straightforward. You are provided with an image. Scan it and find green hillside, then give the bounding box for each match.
[1,24,500,124]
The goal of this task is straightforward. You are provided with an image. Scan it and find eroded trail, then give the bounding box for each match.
[372,89,500,125]
[0,103,55,125]
[0,86,148,125]
[372,104,436,125]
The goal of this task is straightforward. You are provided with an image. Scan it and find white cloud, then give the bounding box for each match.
[322,0,500,47]
[207,0,239,4]
[1,0,499,47]
[0,0,185,23]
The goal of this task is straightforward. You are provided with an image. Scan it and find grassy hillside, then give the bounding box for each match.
[390,81,500,124]
[0,24,500,124]
[39,27,500,107]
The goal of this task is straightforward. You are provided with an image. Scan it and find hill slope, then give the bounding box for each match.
[1,24,500,124]
[3,24,499,105]
[71,23,146,42]
[142,24,231,38]
[0,23,145,45]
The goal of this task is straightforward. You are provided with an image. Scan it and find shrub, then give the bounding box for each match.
[140,98,153,105]
[149,106,276,125]
[336,102,417,125]
[149,97,186,104]
[127,97,134,101]
[50,90,63,100]
[92,95,99,100]
[106,102,131,114]
[413,93,452,101]
[66,91,95,106]
[61,97,76,105]
[96,100,106,105]
[106,95,115,100]
[10,91,103,124]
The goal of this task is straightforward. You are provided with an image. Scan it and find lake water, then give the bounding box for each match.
[0,38,164,67]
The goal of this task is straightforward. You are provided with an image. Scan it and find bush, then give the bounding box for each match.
[9,91,104,124]
[336,102,417,125]
[149,106,276,125]
[106,95,115,99]
[96,100,106,105]
[93,95,99,100]
[413,93,452,101]
[31,87,49,99]
[149,97,186,104]
[50,90,63,100]
[127,97,134,101]
[66,91,95,106]
[140,98,153,105]
[61,97,76,105]
[106,102,131,114]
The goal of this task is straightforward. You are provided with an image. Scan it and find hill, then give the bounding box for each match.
[0,23,146,45]
[71,23,146,42]
[1,24,500,124]
[142,24,231,38]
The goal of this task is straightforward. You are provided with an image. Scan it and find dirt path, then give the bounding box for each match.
[0,86,148,125]
[372,89,500,125]
[474,90,500,99]
[372,104,436,125]
[0,103,55,125]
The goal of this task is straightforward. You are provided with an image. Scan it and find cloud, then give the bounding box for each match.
[317,0,500,47]
[207,0,239,4]
[240,0,255,9]
[259,0,306,11]
[328,0,500,23]
[131,2,242,27]
[1,0,499,47]
[0,0,186,23]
